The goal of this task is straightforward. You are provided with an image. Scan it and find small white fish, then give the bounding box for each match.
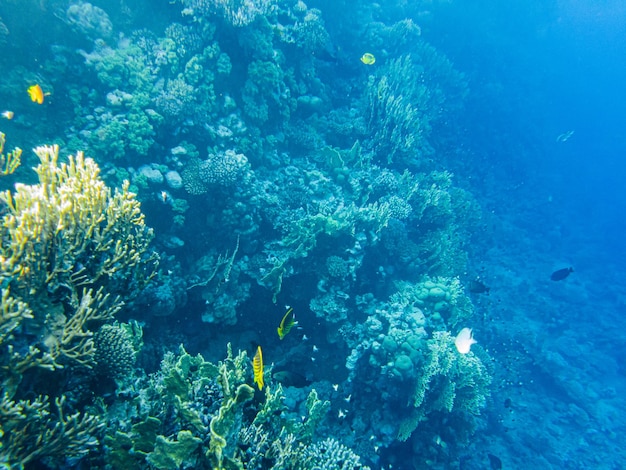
[1,111,14,120]
[344,394,351,403]
[312,345,319,352]
[454,327,477,354]
[332,384,339,391]
[338,409,346,419]
[302,334,309,341]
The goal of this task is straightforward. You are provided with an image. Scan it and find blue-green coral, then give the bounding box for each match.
[104,344,365,469]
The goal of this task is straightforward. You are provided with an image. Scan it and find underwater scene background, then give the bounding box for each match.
[0,0,624,468]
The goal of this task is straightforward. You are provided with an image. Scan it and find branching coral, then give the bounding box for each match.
[0,144,156,300]
[178,0,277,27]
[0,132,21,176]
[0,394,103,467]
[397,331,491,441]
[0,141,157,467]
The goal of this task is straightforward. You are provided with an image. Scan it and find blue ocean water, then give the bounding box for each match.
[0,0,624,469]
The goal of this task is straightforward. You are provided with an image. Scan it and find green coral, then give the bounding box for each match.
[102,344,363,469]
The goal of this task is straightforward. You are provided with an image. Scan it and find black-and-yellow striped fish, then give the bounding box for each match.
[253,346,264,390]
[277,307,296,340]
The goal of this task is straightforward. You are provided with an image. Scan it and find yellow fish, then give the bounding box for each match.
[360,53,376,65]
[277,307,296,340]
[27,84,44,104]
[253,345,264,390]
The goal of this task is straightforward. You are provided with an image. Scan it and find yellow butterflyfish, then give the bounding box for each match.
[360,53,376,65]
[253,346,264,390]
[277,307,296,340]
[27,84,45,104]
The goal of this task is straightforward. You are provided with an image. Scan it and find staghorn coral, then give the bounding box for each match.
[0,132,21,176]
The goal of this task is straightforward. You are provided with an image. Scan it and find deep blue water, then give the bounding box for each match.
[0,0,624,468]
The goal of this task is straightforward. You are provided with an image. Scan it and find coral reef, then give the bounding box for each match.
[0,1,495,466]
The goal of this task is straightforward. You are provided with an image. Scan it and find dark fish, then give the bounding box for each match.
[488,453,502,470]
[551,267,574,281]
[272,370,311,388]
[503,398,512,408]
[469,279,490,295]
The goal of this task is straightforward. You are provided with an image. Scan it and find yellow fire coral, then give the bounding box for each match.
[0,143,157,380]
[0,142,157,467]
[0,132,21,176]
[0,144,155,293]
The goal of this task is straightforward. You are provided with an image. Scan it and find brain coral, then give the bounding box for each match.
[182,150,250,195]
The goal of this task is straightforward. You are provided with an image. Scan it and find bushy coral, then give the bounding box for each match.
[65,0,113,39]
[179,0,276,27]
[0,142,157,467]
[298,437,369,470]
[397,331,491,441]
